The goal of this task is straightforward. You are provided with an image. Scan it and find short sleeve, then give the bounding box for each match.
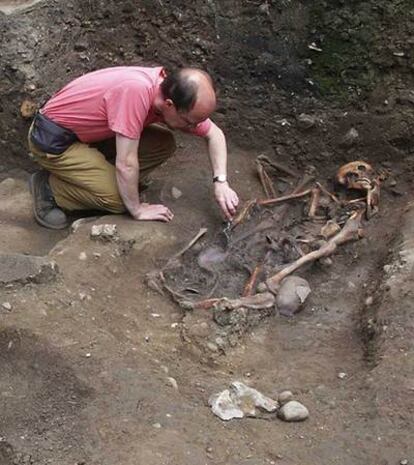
[184,118,212,138]
[104,80,151,139]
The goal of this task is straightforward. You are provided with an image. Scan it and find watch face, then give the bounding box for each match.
[216,175,227,182]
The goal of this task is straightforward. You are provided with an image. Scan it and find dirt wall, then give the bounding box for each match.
[0,0,413,174]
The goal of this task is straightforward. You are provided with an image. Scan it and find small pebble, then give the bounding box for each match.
[400,460,408,465]
[278,390,294,405]
[365,296,374,306]
[167,377,178,390]
[85,353,91,358]
[171,186,182,199]
[337,372,347,379]
[79,251,87,260]
[152,423,162,429]
[2,302,12,311]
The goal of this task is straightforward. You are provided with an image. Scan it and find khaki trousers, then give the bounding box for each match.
[28,125,176,213]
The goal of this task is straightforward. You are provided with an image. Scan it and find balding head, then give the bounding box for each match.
[160,68,216,122]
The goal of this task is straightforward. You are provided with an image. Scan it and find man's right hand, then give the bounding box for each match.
[132,203,174,222]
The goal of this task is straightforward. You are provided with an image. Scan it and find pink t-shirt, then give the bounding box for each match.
[42,66,212,142]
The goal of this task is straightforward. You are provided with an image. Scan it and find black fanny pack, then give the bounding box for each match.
[30,112,78,155]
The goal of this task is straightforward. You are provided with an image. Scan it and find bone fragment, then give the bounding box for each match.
[261,210,365,294]
[366,180,380,219]
[258,189,312,206]
[187,298,221,310]
[173,227,208,258]
[145,270,165,295]
[232,199,257,229]
[308,186,321,218]
[258,154,299,178]
[320,220,341,239]
[187,292,275,311]
[214,292,276,311]
[242,264,262,297]
[315,182,340,204]
[256,161,277,199]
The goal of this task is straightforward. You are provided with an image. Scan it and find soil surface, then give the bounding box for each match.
[1,1,414,465]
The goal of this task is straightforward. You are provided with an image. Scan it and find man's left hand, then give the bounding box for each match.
[214,182,239,220]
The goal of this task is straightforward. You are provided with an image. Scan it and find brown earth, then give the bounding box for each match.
[1,1,414,465]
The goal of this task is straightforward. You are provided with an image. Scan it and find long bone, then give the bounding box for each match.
[258,189,312,206]
[183,291,276,311]
[257,154,299,178]
[256,160,277,199]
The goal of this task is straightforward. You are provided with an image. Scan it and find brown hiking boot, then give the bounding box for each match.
[29,171,69,230]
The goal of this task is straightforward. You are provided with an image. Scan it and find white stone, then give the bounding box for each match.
[278,401,309,422]
[296,113,316,130]
[209,381,278,421]
[90,224,118,241]
[171,186,182,199]
[2,302,12,311]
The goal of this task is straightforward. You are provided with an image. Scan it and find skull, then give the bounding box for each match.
[336,161,380,219]
[336,161,375,190]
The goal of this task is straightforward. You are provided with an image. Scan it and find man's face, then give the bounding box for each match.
[161,99,205,130]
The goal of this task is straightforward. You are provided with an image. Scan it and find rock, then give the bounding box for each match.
[278,390,294,405]
[397,91,414,106]
[296,113,316,130]
[276,276,311,316]
[71,216,99,233]
[0,178,16,191]
[20,99,37,118]
[90,224,119,241]
[365,296,374,306]
[171,186,182,199]
[188,321,210,338]
[2,302,12,311]
[278,400,309,422]
[337,372,347,379]
[79,252,87,261]
[340,128,359,148]
[206,342,218,352]
[209,389,244,421]
[74,41,88,52]
[209,381,279,421]
[167,377,178,390]
[0,254,58,286]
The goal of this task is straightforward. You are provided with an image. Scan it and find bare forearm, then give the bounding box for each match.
[116,157,141,217]
[206,125,227,176]
[205,123,239,219]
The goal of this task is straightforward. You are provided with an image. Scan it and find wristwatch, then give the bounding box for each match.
[213,174,227,183]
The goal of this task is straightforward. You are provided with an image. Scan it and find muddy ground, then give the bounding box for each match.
[1,1,414,464]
